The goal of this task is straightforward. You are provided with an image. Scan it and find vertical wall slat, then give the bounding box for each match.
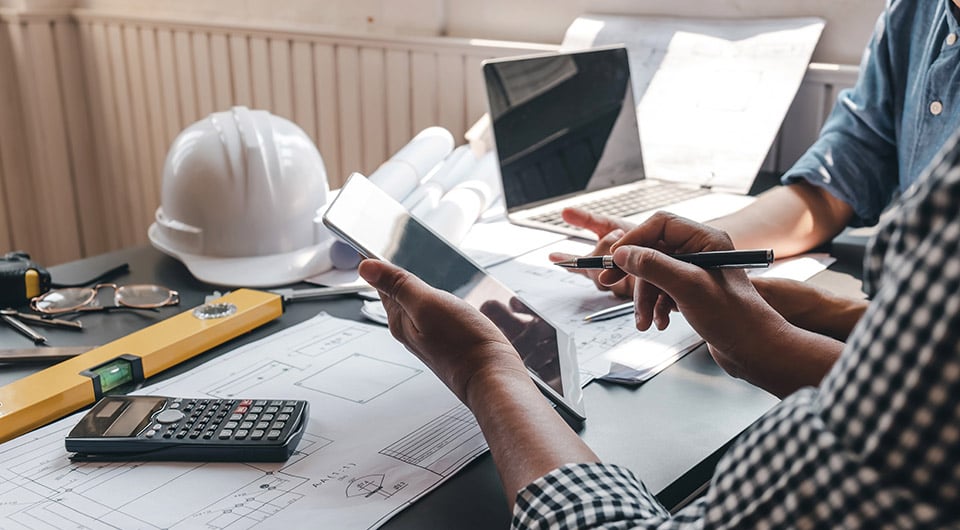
[139,27,170,206]
[249,36,271,109]
[107,24,148,245]
[0,21,38,254]
[269,38,292,118]
[209,33,233,110]
[436,53,465,142]
[314,43,341,186]
[122,25,159,228]
[290,41,317,146]
[359,47,387,173]
[191,32,215,118]
[336,45,363,181]
[55,20,106,255]
[79,21,121,249]
[410,51,438,134]
[92,23,136,246]
[21,21,83,262]
[385,49,412,154]
[229,35,253,107]
[155,29,184,155]
[173,30,197,123]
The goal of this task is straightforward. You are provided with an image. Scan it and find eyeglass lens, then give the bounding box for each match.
[33,284,178,313]
[115,285,177,308]
[32,288,97,313]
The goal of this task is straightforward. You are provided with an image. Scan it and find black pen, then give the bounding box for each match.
[554,249,774,271]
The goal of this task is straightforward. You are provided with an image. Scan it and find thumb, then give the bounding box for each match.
[612,246,701,300]
[357,259,428,308]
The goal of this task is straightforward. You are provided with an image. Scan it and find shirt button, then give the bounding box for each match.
[930,100,943,116]
[947,33,958,46]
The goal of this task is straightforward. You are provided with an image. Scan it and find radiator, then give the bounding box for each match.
[0,9,858,264]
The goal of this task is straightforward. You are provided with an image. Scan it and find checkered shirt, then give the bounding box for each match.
[512,133,960,529]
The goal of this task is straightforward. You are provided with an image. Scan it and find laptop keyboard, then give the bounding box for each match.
[529,185,710,227]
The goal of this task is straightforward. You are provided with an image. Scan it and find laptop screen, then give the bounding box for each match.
[483,46,646,210]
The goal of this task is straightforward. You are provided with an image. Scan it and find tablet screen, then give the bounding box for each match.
[322,174,584,419]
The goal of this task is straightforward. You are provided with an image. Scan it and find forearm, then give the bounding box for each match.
[710,183,854,258]
[465,365,599,507]
[739,321,846,398]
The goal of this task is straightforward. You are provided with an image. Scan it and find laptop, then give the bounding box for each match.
[482,45,752,239]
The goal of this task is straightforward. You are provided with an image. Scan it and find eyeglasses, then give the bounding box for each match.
[30,283,180,314]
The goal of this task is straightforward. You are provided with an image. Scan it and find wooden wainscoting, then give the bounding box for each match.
[0,7,856,266]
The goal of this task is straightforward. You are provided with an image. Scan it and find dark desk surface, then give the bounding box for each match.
[0,244,864,527]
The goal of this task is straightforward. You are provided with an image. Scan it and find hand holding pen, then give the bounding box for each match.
[556,249,775,322]
[555,249,774,272]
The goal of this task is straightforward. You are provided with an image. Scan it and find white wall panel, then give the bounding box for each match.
[0,6,859,264]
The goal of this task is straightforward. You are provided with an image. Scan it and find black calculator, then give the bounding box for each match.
[65,395,309,462]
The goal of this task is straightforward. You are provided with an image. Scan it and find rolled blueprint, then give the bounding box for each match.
[405,146,479,219]
[330,126,455,269]
[368,126,455,202]
[421,152,500,244]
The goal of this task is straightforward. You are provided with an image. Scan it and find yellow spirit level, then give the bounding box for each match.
[0,289,283,443]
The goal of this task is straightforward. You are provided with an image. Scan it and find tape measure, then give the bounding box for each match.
[0,252,51,307]
[0,288,283,443]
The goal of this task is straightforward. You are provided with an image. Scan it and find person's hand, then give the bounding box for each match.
[751,277,867,341]
[357,259,528,404]
[605,212,792,384]
[548,207,636,298]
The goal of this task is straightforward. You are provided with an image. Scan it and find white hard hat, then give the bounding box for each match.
[148,106,333,287]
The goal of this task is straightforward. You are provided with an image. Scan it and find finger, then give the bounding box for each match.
[653,295,675,330]
[561,207,631,238]
[634,277,659,331]
[611,211,730,254]
[613,245,704,303]
[358,259,429,312]
[596,229,625,254]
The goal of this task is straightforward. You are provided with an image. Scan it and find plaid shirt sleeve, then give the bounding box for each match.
[512,131,960,529]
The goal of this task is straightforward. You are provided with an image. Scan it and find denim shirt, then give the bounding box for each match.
[783,0,960,227]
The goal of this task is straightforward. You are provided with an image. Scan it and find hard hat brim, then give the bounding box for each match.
[148,223,334,287]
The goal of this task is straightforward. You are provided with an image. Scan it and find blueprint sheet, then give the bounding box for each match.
[0,313,487,529]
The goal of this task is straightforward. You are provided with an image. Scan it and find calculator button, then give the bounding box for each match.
[225,421,239,429]
[281,406,294,414]
[234,429,249,439]
[239,421,253,429]
[274,421,286,430]
[234,406,248,414]
[255,421,270,430]
[169,402,181,409]
[267,429,282,440]
[145,430,158,438]
[219,430,233,439]
[230,413,243,421]
[251,429,265,440]
[155,409,185,424]
[266,406,279,413]
[270,400,283,406]
[250,406,264,414]
[261,414,274,421]
[254,400,267,406]
[176,431,188,439]
[277,413,290,422]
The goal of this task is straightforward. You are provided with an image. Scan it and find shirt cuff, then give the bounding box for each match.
[512,462,670,529]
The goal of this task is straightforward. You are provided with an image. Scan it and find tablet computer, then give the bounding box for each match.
[322,173,585,420]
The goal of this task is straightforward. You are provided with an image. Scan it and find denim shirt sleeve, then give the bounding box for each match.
[782,8,900,228]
